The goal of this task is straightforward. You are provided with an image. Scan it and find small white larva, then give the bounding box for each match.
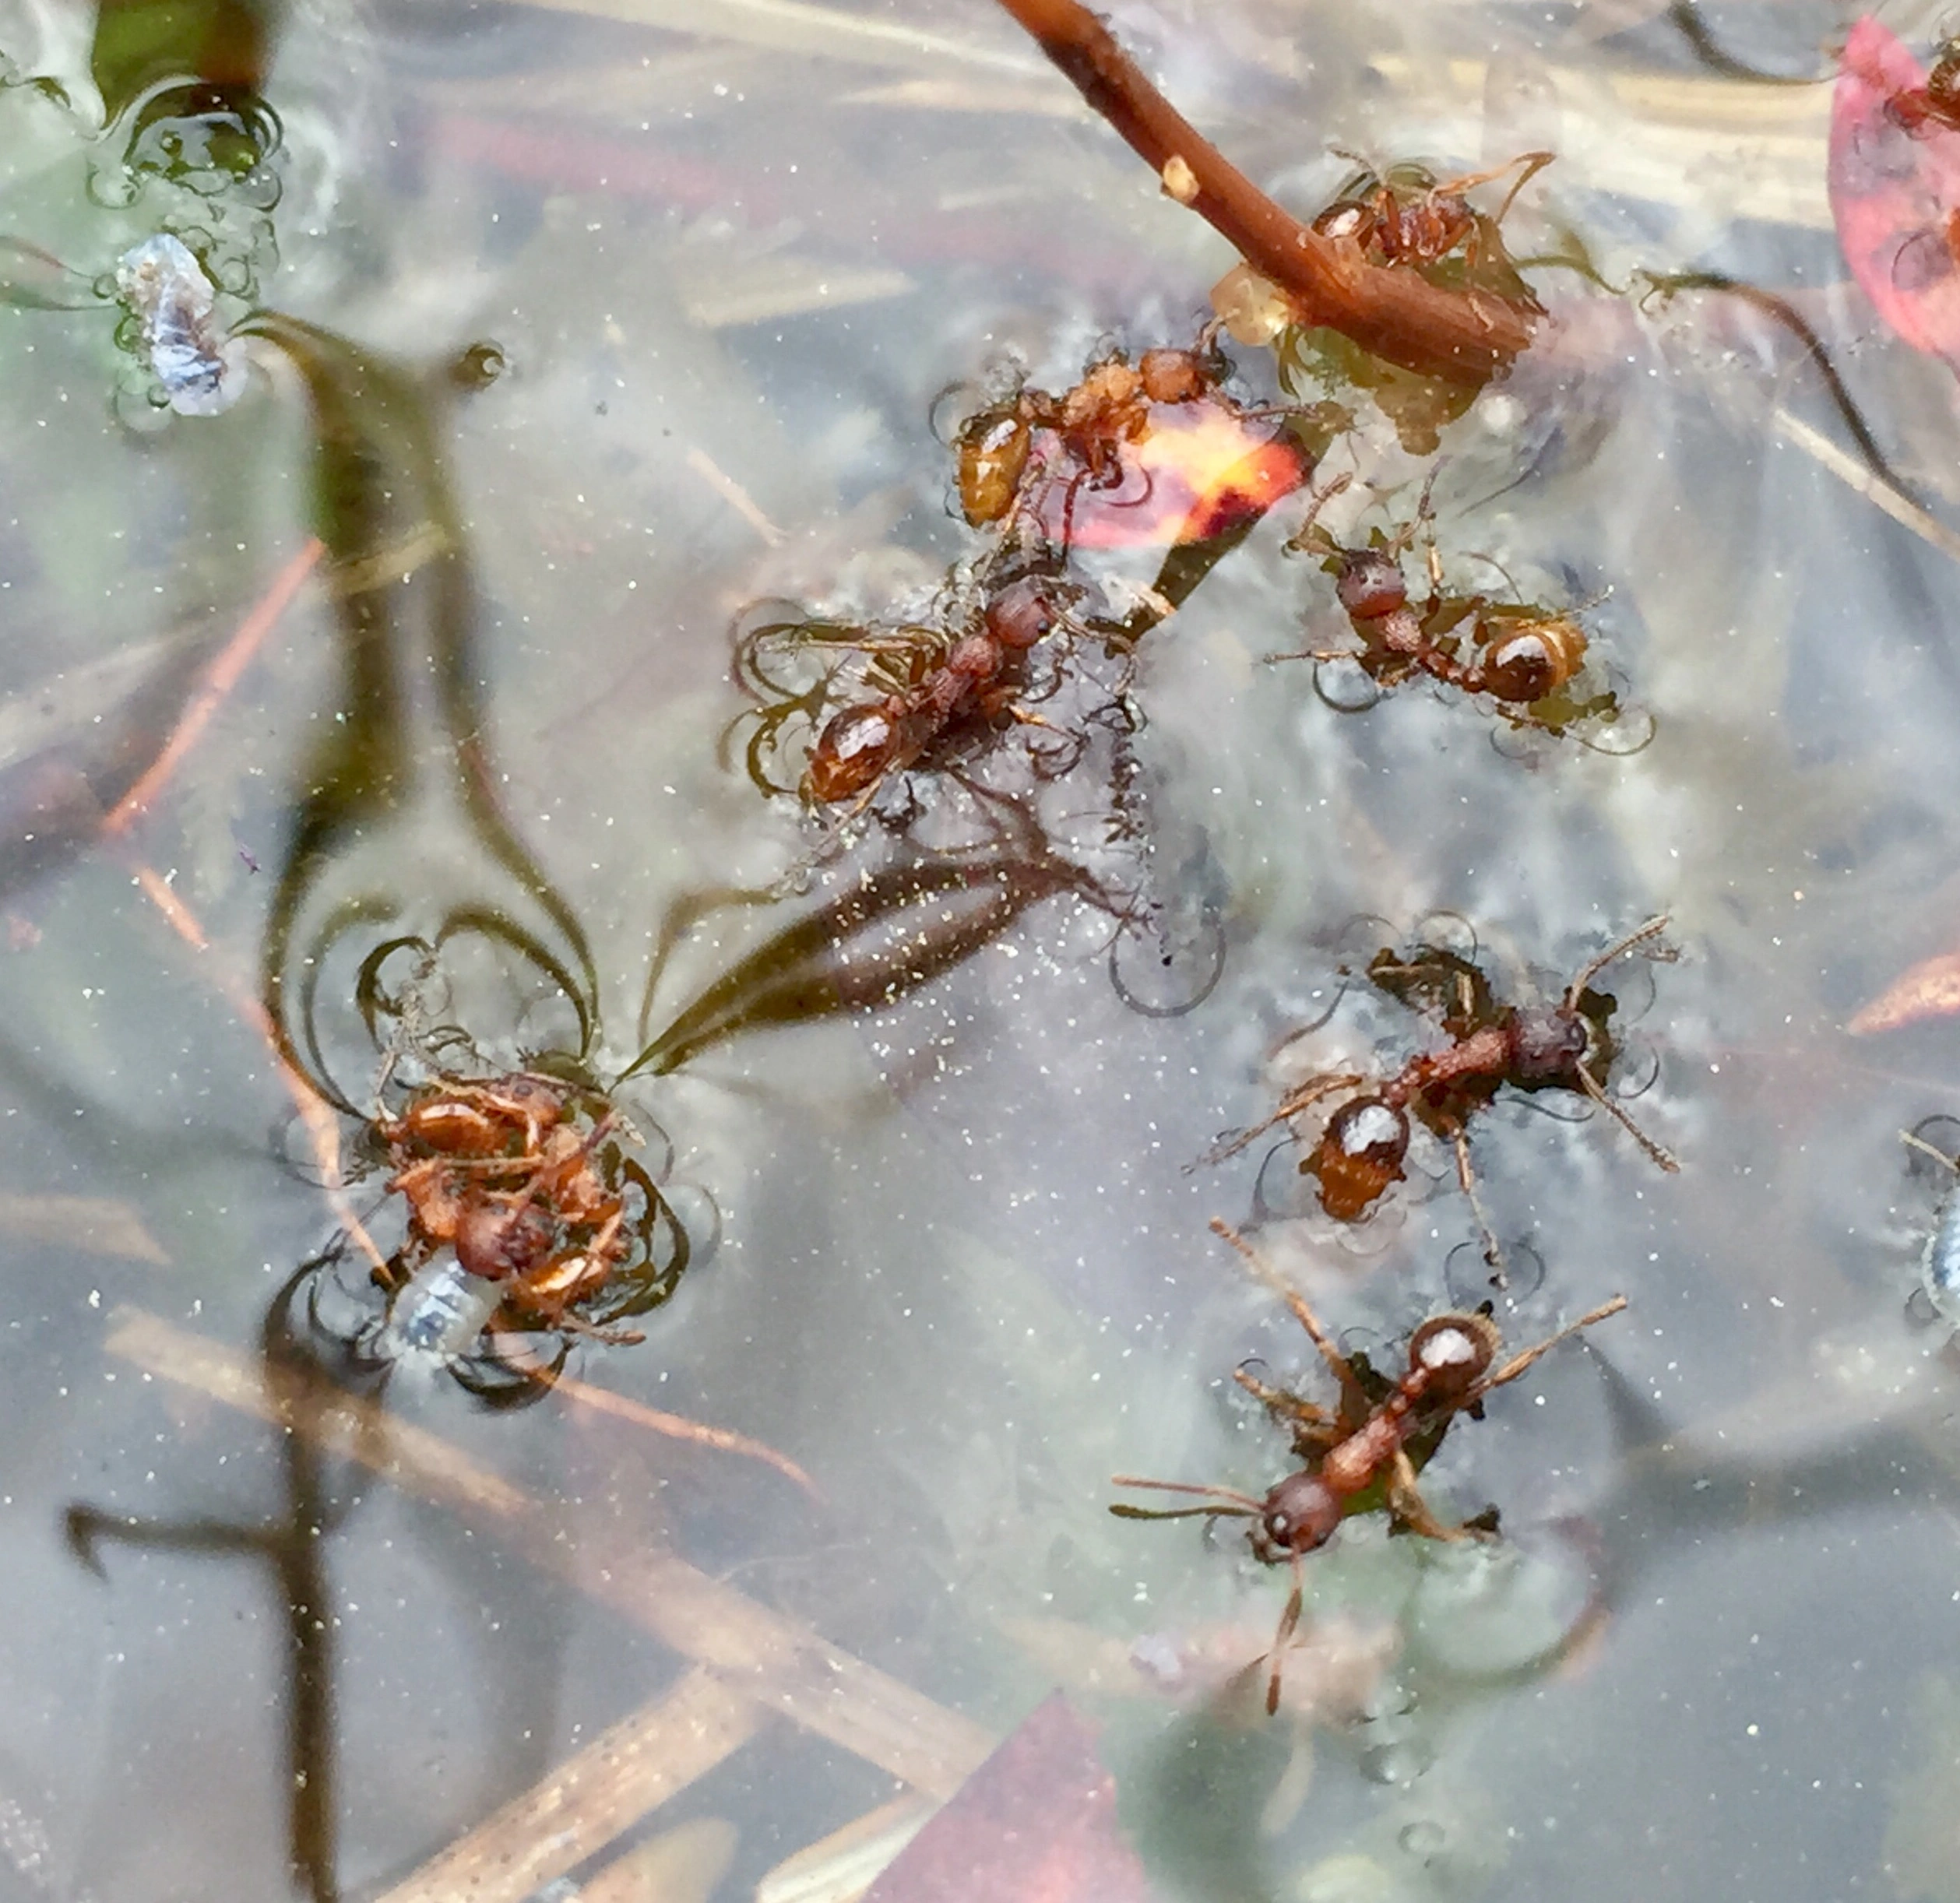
[375,1257,501,1363]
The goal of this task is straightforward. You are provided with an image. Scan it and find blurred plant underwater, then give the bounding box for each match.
[19,0,1960,1895]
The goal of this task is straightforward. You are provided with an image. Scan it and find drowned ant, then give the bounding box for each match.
[1206,918,1678,1279]
[955,339,1227,528]
[1277,471,1613,730]
[1113,1220,1627,1713]
[343,1066,688,1395]
[799,570,1071,806]
[1887,39,1960,134]
[1311,150,1554,280]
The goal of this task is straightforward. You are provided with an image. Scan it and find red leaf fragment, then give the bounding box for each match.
[1031,406,1310,550]
[863,1694,1163,1903]
[1830,16,1960,369]
[1848,947,1960,1032]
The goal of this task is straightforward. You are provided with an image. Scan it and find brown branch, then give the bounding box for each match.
[991,0,1539,382]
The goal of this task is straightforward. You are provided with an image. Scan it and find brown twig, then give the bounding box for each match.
[989,0,1539,382]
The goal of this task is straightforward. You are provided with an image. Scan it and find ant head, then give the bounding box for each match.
[1509,1002,1591,1086]
[1336,549,1408,620]
[1307,1096,1410,1220]
[1251,1470,1343,1560]
[1137,347,1211,405]
[455,1201,554,1282]
[1406,1312,1500,1402]
[984,574,1061,652]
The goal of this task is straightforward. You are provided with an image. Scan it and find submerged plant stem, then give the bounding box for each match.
[988,0,1539,382]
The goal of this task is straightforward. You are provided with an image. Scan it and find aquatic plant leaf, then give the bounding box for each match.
[90,0,273,118]
[861,1694,1159,1903]
[0,237,95,311]
[624,858,1080,1079]
[1829,17,1960,371]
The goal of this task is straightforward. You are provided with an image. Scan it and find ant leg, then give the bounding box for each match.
[1233,1365,1335,1423]
[1564,915,1674,1008]
[1266,1556,1305,1715]
[1451,1131,1508,1286]
[1481,1293,1629,1391]
[1284,471,1355,553]
[1902,1129,1960,1176]
[1196,1073,1364,1166]
[1385,1451,1484,1542]
[1211,1219,1360,1392]
[1574,1062,1680,1173]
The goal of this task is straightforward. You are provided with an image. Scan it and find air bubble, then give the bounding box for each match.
[1314,655,1381,713]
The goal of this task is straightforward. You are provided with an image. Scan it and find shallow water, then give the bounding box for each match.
[2,0,1960,1898]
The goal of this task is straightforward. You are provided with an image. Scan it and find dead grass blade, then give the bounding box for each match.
[375,1669,756,1903]
[104,1308,995,1799]
[1773,409,1960,565]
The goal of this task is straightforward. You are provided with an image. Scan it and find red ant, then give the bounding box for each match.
[1888,40,1960,134]
[1114,1220,1626,1713]
[1278,471,1599,719]
[801,572,1067,805]
[1207,919,1677,1279]
[955,343,1224,528]
[1311,151,1553,277]
[364,1068,683,1387]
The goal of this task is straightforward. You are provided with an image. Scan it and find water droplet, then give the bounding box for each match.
[1893,227,1958,294]
[1398,1820,1447,1863]
[1109,896,1226,1017]
[1360,1738,1434,1785]
[1446,1235,1544,1305]
[1314,654,1381,713]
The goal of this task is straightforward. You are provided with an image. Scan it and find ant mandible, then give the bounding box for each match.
[1207,918,1677,1279]
[1114,1220,1627,1713]
[1279,471,1593,717]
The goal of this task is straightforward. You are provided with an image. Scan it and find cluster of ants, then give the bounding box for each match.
[340,1063,685,1396]
[1113,913,1674,1708]
[716,152,1674,1699]
[731,149,1640,869]
[336,155,1676,1665]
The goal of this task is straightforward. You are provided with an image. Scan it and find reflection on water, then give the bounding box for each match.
[5,0,1960,1897]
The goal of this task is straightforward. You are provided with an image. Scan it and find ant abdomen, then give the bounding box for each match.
[955,410,1030,525]
[1478,617,1585,703]
[1407,1313,1500,1401]
[806,704,899,802]
[1307,1096,1410,1219]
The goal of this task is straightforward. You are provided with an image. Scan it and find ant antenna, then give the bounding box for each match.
[1490,149,1556,227]
[1109,1476,1264,1521]
[1903,1128,1960,1176]
[1485,1293,1628,1388]
[1285,470,1355,552]
[1564,913,1674,1009]
[1573,1062,1680,1173]
[1209,1219,1351,1383]
[1266,1555,1306,1715]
